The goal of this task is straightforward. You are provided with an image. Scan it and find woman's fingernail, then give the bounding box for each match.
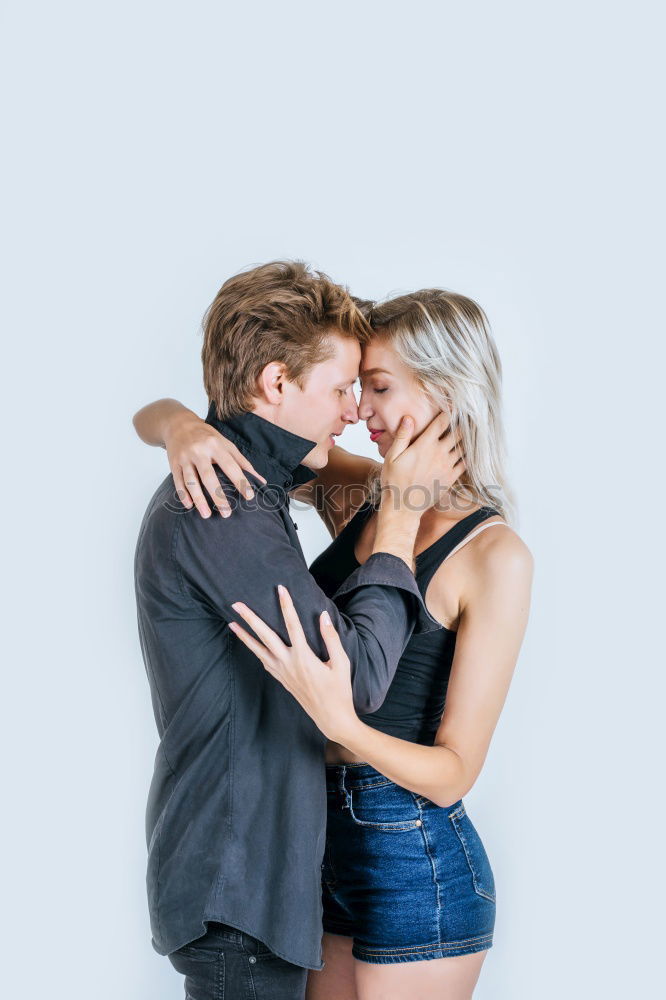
[321,610,331,625]
[278,584,286,597]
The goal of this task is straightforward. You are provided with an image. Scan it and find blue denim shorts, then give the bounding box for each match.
[322,762,496,964]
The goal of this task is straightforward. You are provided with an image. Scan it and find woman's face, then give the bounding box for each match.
[357,336,446,457]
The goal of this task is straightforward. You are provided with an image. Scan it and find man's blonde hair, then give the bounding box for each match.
[202,261,372,419]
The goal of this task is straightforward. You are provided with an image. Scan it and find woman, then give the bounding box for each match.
[134,288,533,999]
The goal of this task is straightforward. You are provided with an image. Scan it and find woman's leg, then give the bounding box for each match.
[306,933,357,1000]
[354,948,488,1000]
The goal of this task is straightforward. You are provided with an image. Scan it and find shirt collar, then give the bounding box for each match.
[205,403,320,490]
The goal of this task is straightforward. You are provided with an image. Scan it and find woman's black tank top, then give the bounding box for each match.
[308,500,502,746]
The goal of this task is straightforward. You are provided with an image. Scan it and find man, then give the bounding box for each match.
[134,260,449,999]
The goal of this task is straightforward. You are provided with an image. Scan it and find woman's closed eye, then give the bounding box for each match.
[358,379,388,394]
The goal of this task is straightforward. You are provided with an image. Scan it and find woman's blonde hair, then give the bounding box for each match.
[364,289,516,524]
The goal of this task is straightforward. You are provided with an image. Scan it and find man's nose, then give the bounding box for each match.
[342,394,359,424]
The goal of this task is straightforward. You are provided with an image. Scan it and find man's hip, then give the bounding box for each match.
[168,921,308,1000]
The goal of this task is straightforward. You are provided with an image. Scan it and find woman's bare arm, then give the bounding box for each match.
[133,398,192,447]
[291,445,381,538]
[132,398,267,518]
[226,523,533,807]
[335,529,533,805]
[133,397,380,532]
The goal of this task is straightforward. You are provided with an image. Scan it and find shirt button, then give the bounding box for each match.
[249,956,257,964]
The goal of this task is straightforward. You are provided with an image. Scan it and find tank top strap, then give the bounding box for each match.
[416,507,503,592]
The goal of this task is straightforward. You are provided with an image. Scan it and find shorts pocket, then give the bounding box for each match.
[349,781,422,831]
[448,804,496,902]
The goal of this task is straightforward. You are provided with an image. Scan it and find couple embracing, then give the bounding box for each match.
[133,260,533,1000]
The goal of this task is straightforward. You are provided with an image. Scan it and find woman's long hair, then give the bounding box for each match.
[359,289,516,524]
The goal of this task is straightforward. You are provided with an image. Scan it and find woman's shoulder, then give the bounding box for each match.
[481,518,532,567]
[426,514,533,612]
[460,514,533,575]
[429,516,533,631]
[459,519,534,616]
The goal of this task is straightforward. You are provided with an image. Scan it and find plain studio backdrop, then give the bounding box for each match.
[2,2,664,998]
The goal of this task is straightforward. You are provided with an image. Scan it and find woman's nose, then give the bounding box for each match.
[358,398,373,421]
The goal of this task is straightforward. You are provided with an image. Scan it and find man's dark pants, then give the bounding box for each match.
[168,922,309,999]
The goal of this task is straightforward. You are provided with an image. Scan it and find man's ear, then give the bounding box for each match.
[256,361,287,404]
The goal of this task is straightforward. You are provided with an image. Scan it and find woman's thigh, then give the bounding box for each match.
[306,933,356,1000]
[305,935,488,1000]
[354,948,489,1000]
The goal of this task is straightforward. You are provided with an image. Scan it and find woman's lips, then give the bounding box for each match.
[369,429,384,442]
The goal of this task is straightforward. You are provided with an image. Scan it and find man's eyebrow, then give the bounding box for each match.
[359,367,392,377]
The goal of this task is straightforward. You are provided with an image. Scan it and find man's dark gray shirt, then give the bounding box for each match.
[134,405,443,969]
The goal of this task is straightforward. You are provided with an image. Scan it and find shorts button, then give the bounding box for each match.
[249,956,257,964]
[415,819,422,826]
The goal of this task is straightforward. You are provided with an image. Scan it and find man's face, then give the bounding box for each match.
[254,333,361,470]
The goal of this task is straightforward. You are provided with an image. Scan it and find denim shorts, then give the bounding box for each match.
[322,762,496,964]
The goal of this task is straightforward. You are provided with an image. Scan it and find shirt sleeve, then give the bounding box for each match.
[173,488,442,715]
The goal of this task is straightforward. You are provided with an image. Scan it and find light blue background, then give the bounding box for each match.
[2,2,663,997]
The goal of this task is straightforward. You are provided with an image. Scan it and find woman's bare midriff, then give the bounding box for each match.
[325,741,366,764]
